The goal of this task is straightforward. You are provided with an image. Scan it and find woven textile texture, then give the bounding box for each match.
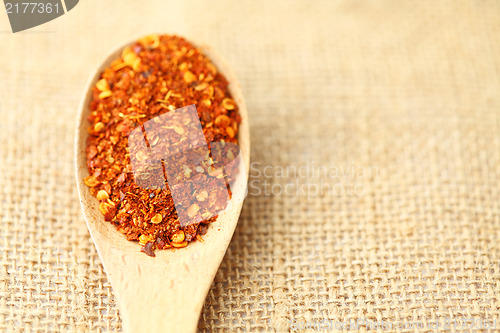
[1,0,499,331]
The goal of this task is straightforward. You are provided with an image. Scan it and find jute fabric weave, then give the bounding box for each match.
[0,0,499,331]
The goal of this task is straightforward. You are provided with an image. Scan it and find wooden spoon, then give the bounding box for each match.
[74,37,250,333]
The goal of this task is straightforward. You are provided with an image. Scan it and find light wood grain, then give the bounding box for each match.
[74,37,249,333]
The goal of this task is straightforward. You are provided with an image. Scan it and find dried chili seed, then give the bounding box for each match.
[84,175,100,187]
[139,234,152,245]
[187,204,200,218]
[215,115,230,127]
[171,230,185,243]
[99,201,116,221]
[171,241,188,248]
[94,121,105,132]
[99,90,112,99]
[96,190,109,201]
[222,98,236,110]
[196,191,208,202]
[151,213,162,224]
[226,127,235,138]
[96,79,110,92]
[183,71,197,83]
[84,34,241,256]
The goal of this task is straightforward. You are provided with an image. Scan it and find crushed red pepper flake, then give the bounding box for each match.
[84,34,241,257]
[141,242,155,257]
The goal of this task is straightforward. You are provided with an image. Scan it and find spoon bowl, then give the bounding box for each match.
[75,37,249,333]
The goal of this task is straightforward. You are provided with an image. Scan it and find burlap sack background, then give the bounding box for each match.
[1,0,499,331]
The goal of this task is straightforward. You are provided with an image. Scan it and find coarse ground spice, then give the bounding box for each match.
[84,34,241,256]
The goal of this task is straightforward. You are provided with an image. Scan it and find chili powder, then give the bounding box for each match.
[83,35,241,256]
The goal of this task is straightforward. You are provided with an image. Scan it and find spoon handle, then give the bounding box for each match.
[102,247,210,333]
